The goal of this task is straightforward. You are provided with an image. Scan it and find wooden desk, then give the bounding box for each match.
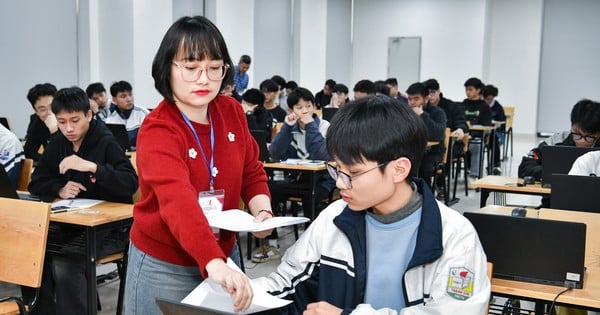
[263,161,327,221]
[469,124,498,178]
[478,205,600,313]
[49,201,133,315]
[470,176,551,207]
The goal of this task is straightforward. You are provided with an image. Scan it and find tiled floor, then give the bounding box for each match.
[0,133,544,314]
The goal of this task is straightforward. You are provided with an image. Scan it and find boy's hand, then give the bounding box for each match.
[451,128,465,140]
[298,112,314,125]
[58,181,87,199]
[59,155,97,174]
[304,301,342,315]
[284,113,299,126]
[410,104,424,116]
[44,112,58,134]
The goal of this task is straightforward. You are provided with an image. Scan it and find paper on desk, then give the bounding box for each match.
[181,258,291,314]
[280,158,325,166]
[51,198,103,210]
[207,209,309,232]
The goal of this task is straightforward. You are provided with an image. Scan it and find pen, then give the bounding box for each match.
[52,207,83,214]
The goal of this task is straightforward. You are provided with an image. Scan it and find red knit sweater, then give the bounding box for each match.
[130,96,270,276]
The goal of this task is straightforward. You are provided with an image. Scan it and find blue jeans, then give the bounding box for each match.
[125,242,241,315]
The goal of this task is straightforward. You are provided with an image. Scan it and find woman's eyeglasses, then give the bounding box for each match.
[172,62,229,82]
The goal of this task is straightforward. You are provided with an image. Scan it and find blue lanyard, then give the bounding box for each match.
[181,111,215,191]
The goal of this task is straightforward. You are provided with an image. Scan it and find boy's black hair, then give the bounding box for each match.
[240,54,251,64]
[353,80,375,94]
[384,78,398,86]
[86,82,106,98]
[51,86,91,114]
[406,82,428,97]
[482,84,499,98]
[270,75,286,89]
[423,78,440,91]
[260,79,279,93]
[327,96,427,177]
[287,87,315,109]
[325,79,337,89]
[285,80,298,91]
[110,81,133,97]
[333,83,349,94]
[27,83,57,108]
[152,16,234,104]
[242,88,265,107]
[571,99,600,133]
[464,77,484,90]
[374,80,390,96]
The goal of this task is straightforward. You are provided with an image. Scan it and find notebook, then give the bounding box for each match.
[105,123,134,152]
[0,164,41,201]
[464,211,586,288]
[156,298,234,315]
[250,129,270,162]
[550,174,600,213]
[541,145,600,188]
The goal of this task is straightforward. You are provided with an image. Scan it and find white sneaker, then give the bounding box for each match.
[251,245,281,263]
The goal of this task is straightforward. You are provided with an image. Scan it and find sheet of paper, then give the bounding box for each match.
[51,198,103,211]
[280,158,325,166]
[181,259,291,314]
[207,209,309,232]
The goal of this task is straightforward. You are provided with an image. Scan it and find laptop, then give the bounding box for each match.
[322,108,339,122]
[551,174,600,213]
[250,129,270,162]
[155,298,234,315]
[105,123,134,152]
[464,211,586,288]
[0,164,42,201]
[541,145,600,188]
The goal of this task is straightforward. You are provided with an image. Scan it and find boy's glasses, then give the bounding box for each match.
[326,162,389,189]
[172,62,229,82]
[571,132,599,144]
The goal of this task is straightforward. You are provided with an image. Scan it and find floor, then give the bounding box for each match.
[0,133,544,314]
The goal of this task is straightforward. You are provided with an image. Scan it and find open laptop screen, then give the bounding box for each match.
[551,174,600,213]
[541,145,600,188]
[464,212,586,288]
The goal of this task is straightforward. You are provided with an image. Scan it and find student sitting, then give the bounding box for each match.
[461,77,492,177]
[104,80,149,148]
[483,84,506,171]
[24,83,58,163]
[254,96,490,314]
[27,86,138,315]
[569,150,600,176]
[0,123,25,188]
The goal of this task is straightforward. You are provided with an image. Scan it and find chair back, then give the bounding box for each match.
[0,197,50,287]
[272,122,283,140]
[17,158,33,191]
[441,128,451,165]
[503,106,515,130]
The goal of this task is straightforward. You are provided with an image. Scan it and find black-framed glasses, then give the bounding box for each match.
[172,62,229,82]
[326,162,389,189]
[571,132,599,144]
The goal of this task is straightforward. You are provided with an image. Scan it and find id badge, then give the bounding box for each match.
[199,189,225,237]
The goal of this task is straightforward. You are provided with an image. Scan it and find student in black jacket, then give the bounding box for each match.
[27,86,138,315]
[462,77,492,177]
[24,83,58,163]
[483,84,506,168]
[242,88,274,142]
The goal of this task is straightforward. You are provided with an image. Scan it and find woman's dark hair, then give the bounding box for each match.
[327,97,427,177]
[52,86,91,114]
[152,16,234,104]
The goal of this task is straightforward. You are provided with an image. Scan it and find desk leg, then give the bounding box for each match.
[478,137,485,179]
[86,226,98,315]
[480,189,490,208]
[488,130,497,175]
[309,171,318,221]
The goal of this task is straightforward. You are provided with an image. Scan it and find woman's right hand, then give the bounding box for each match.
[205,258,254,313]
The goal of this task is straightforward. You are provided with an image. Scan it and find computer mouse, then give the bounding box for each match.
[523,176,536,185]
[511,207,527,217]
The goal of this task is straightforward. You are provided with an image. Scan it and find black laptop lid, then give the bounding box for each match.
[250,130,270,162]
[105,123,132,151]
[541,145,600,188]
[322,108,339,122]
[156,298,233,315]
[551,174,600,213]
[464,212,586,288]
[0,164,19,199]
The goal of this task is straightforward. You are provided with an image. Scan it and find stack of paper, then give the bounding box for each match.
[207,209,309,232]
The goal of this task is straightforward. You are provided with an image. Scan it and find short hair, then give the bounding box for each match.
[240,55,251,64]
[51,86,91,114]
[353,80,375,94]
[270,75,286,89]
[287,87,315,109]
[242,88,265,107]
[325,79,336,89]
[27,83,57,108]
[110,81,133,97]
[464,77,484,90]
[285,80,298,91]
[571,99,600,133]
[326,96,427,177]
[259,79,279,93]
[152,16,234,104]
[374,80,390,96]
[384,78,398,86]
[482,84,499,98]
[86,82,106,98]
[406,82,428,97]
[333,83,349,94]
[423,78,440,91]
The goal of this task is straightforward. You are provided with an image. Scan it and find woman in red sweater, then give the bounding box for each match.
[125,16,274,315]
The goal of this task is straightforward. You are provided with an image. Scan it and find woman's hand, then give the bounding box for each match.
[252,209,274,238]
[206,258,254,313]
[304,301,342,315]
